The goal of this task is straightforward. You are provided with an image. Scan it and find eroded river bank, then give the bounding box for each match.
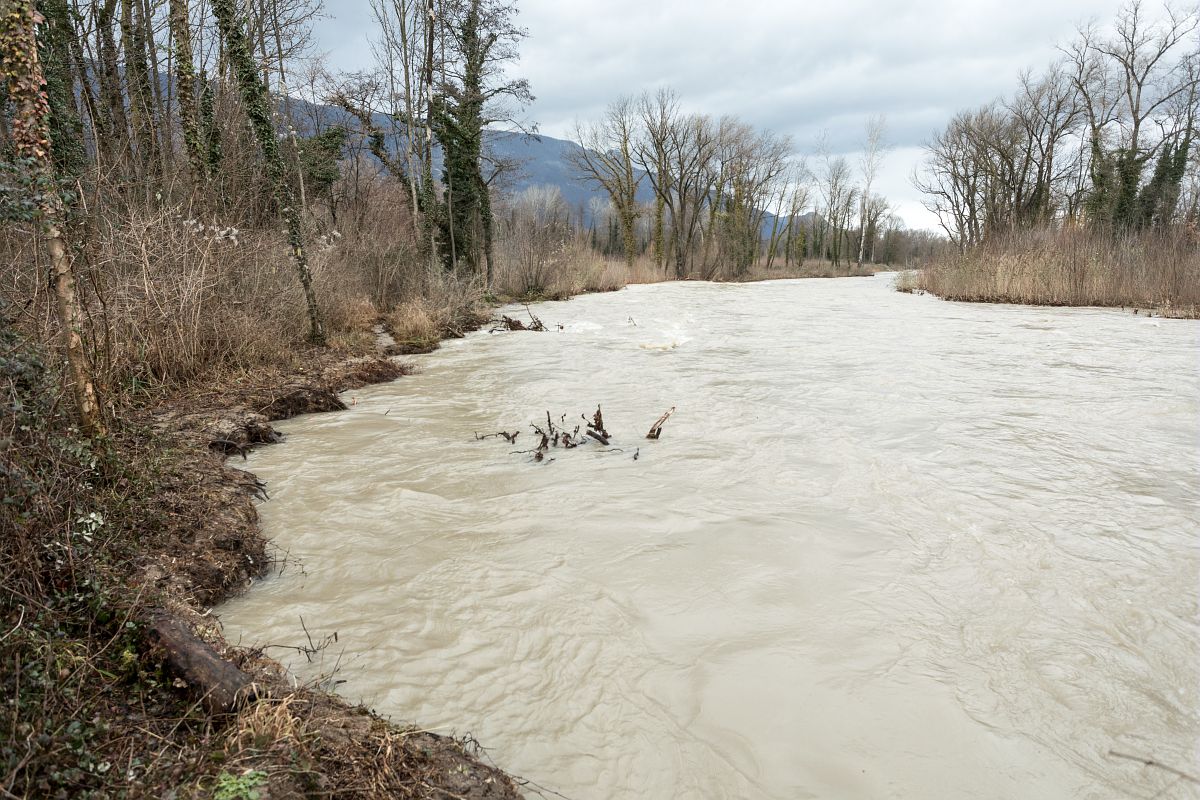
[219,274,1200,799]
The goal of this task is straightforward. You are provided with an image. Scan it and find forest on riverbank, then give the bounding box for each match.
[913,1,1200,316]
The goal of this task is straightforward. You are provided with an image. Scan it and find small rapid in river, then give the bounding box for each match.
[218,274,1200,799]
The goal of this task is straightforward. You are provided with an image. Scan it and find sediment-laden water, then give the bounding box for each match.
[219,274,1200,799]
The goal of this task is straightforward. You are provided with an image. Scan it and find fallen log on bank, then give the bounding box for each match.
[148,611,258,714]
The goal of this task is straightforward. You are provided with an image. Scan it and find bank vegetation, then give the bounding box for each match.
[913,1,1200,316]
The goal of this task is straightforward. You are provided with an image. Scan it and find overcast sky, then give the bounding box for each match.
[313,0,1132,230]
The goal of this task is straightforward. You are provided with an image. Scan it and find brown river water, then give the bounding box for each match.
[218,274,1200,799]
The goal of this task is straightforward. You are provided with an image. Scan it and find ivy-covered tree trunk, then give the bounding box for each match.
[169,0,203,184]
[35,0,84,178]
[432,0,489,278]
[1111,151,1147,229]
[197,71,222,178]
[480,171,494,284]
[211,0,326,346]
[94,0,129,170]
[432,92,483,275]
[1,0,104,436]
[120,0,158,177]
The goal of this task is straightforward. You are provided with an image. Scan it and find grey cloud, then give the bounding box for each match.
[318,0,1130,229]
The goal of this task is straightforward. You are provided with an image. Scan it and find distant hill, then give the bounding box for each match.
[485,129,657,214]
[288,96,630,218]
[290,96,794,233]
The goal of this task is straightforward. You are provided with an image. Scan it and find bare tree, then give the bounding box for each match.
[663,113,719,277]
[857,115,888,268]
[708,118,792,275]
[818,147,855,265]
[1065,1,1200,225]
[1007,66,1082,225]
[634,87,680,270]
[369,0,437,240]
[569,96,643,268]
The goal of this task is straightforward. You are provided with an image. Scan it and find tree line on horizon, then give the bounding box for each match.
[567,93,942,279]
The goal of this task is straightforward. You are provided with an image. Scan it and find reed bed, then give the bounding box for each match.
[916,226,1200,317]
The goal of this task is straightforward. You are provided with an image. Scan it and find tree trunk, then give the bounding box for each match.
[169,0,204,183]
[652,195,665,268]
[211,0,325,345]
[95,0,130,170]
[149,612,258,714]
[620,208,637,270]
[856,192,868,268]
[1,0,104,436]
[48,223,104,436]
[120,0,158,177]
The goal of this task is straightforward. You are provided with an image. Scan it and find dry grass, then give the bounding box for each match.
[895,270,920,293]
[385,272,490,354]
[733,258,877,282]
[491,240,671,301]
[916,225,1200,317]
[0,189,494,404]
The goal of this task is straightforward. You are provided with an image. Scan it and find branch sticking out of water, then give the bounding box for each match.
[646,407,676,440]
[492,305,547,332]
[475,430,520,443]
[478,404,674,464]
[585,406,610,444]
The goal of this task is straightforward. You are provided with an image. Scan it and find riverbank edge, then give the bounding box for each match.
[126,336,526,797]
[896,278,1200,318]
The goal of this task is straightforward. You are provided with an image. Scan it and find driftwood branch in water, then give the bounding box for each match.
[484,403,676,463]
[492,306,547,332]
[524,305,547,331]
[149,611,257,714]
[579,406,610,445]
[646,407,676,439]
[475,430,520,443]
[1107,750,1200,785]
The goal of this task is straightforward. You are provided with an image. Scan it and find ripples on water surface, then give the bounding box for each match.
[219,274,1200,799]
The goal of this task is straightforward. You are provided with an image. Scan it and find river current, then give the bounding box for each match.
[219,274,1200,799]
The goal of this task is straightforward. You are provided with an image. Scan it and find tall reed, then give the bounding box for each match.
[917,226,1200,317]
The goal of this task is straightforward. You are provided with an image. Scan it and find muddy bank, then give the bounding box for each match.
[133,351,522,798]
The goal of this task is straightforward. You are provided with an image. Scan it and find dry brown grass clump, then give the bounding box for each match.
[384,272,491,354]
[916,225,1200,317]
[214,692,519,799]
[491,244,671,301]
[894,270,921,293]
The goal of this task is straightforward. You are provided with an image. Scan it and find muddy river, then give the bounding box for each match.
[219,274,1200,799]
